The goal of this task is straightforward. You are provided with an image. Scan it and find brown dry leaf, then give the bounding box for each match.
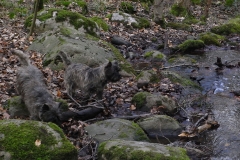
[35,139,41,147]
[130,104,136,110]
[57,89,62,97]
[28,36,34,41]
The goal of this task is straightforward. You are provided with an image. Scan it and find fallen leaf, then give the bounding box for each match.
[130,104,136,110]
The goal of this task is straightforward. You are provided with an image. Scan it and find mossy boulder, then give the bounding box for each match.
[0,119,77,160]
[25,8,99,36]
[137,115,182,138]
[199,32,225,46]
[177,39,205,52]
[161,70,201,90]
[137,70,160,88]
[211,18,240,35]
[132,92,178,113]
[85,119,149,142]
[144,50,166,62]
[98,139,190,160]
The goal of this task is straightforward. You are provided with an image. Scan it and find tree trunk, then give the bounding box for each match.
[28,0,39,38]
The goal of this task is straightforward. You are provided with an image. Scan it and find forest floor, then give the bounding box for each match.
[0,1,240,159]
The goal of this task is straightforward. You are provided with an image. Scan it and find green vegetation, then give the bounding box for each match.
[131,122,149,141]
[120,2,135,14]
[199,32,225,46]
[55,0,88,14]
[0,120,77,160]
[144,51,154,58]
[211,18,240,35]
[225,0,234,6]
[161,71,201,89]
[177,39,205,52]
[25,9,98,36]
[170,4,188,17]
[90,17,109,31]
[132,92,151,108]
[98,140,190,160]
[59,27,72,36]
[191,0,202,5]
[132,17,151,29]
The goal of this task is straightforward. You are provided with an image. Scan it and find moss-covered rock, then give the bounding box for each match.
[137,115,182,138]
[0,119,77,160]
[161,70,201,90]
[132,17,150,29]
[132,92,151,109]
[199,32,225,46]
[90,16,109,31]
[170,4,188,17]
[98,139,190,160]
[25,8,98,36]
[177,39,205,52]
[85,119,149,142]
[211,18,240,35]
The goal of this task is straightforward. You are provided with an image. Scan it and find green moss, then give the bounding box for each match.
[199,32,225,46]
[0,120,77,160]
[144,51,154,58]
[131,122,149,141]
[155,53,164,60]
[225,0,234,6]
[25,9,98,36]
[170,4,188,17]
[59,27,72,37]
[120,2,135,14]
[90,17,109,31]
[55,1,71,7]
[106,14,112,19]
[211,18,240,35]
[56,98,69,112]
[191,0,202,5]
[178,39,205,52]
[183,16,199,25]
[166,22,191,31]
[136,17,151,29]
[98,141,189,160]
[118,133,129,138]
[132,92,151,108]
[149,74,160,83]
[161,71,201,90]
[104,42,136,75]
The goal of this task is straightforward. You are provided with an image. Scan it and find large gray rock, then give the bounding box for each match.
[132,92,178,113]
[98,139,190,160]
[85,119,149,142]
[0,119,77,160]
[137,115,182,138]
[28,31,115,70]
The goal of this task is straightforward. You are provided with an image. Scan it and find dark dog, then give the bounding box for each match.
[11,49,61,125]
[58,51,121,99]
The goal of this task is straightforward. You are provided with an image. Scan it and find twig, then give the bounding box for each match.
[193,113,208,127]
[67,93,82,107]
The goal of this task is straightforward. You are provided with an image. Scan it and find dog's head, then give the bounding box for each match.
[104,61,121,82]
[39,102,62,126]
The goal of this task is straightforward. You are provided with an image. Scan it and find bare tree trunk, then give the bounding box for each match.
[203,0,212,19]
[28,0,39,38]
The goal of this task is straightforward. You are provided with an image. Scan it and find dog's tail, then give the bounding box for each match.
[58,51,71,66]
[11,49,31,66]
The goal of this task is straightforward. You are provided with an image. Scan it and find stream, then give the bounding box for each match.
[184,50,240,159]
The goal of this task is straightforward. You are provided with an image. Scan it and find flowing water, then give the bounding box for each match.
[186,50,240,159]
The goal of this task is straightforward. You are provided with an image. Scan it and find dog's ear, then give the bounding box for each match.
[106,61,112,68]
